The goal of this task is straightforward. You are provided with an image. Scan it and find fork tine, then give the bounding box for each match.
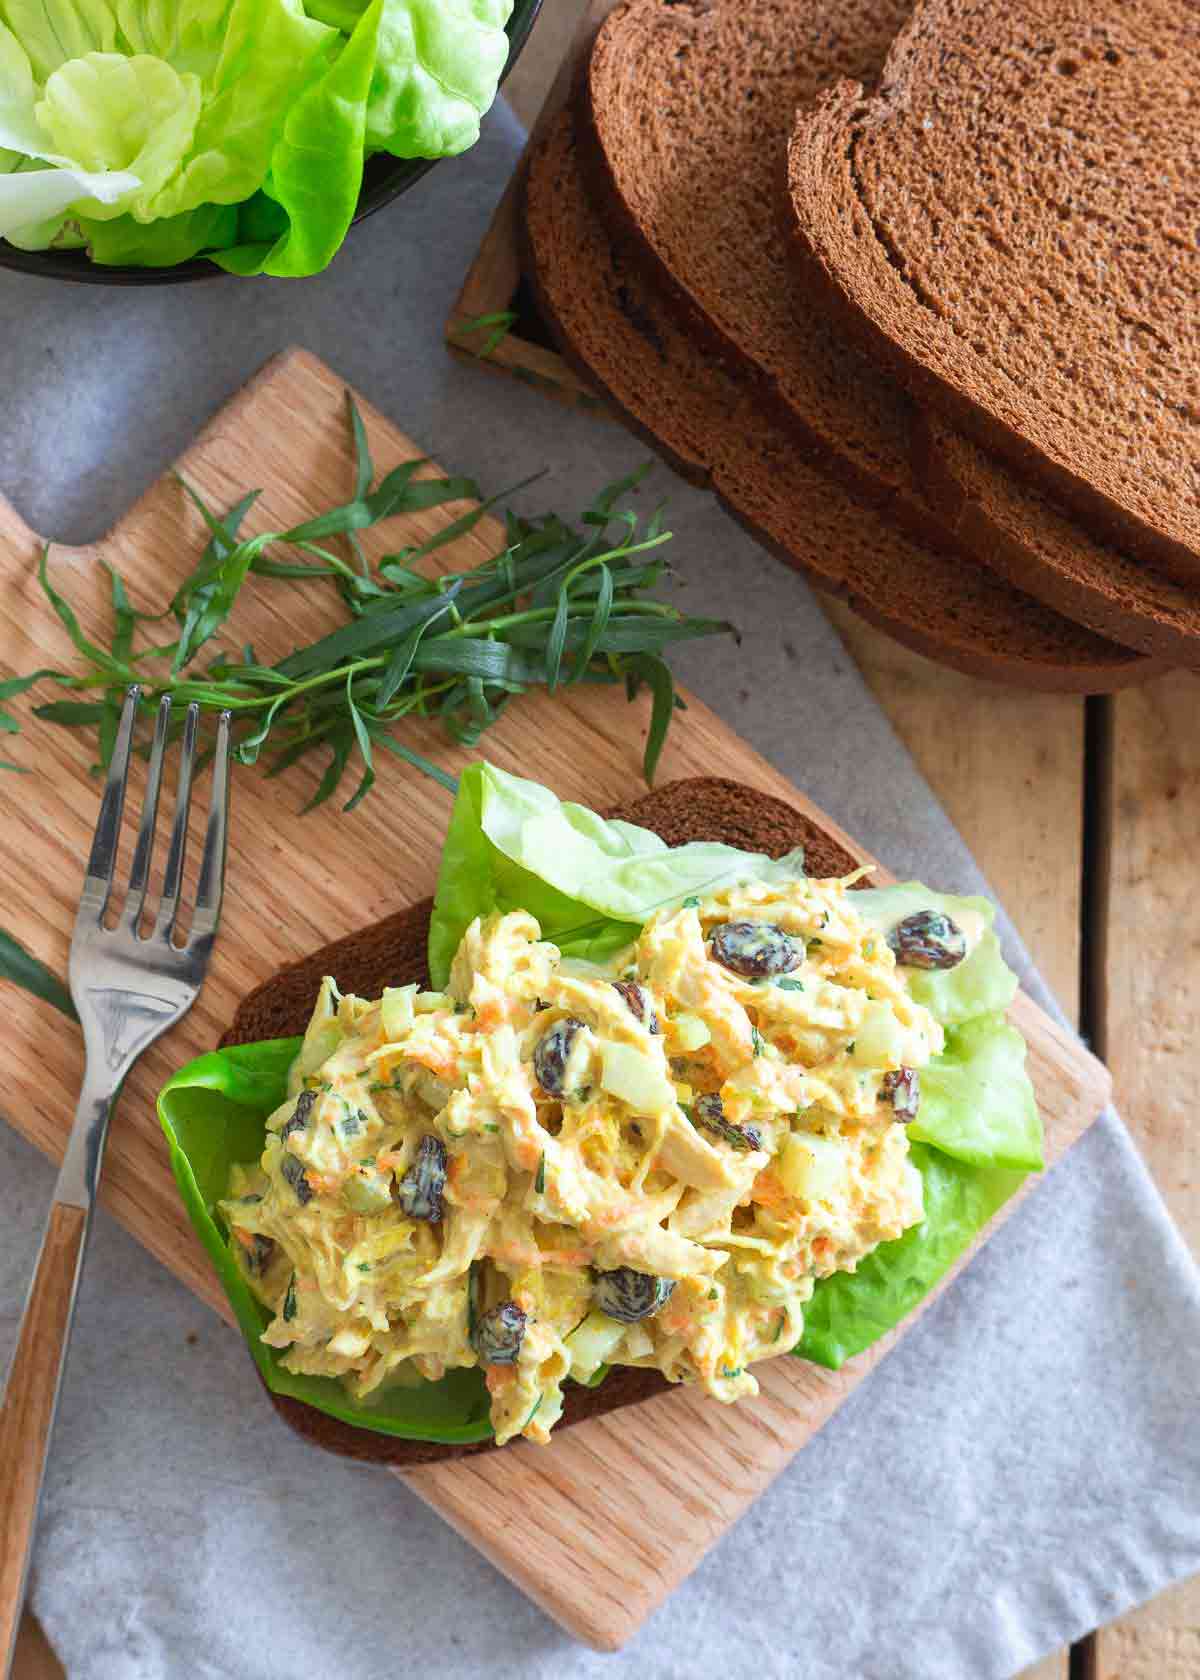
[124,694,172,932]
[78,685,140,922]
[189,710,233,945]
[155,702,200,942]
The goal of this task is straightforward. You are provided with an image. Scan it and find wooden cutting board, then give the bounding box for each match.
[0,348,1110,1650]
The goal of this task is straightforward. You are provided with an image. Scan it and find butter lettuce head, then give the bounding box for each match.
[0,0,354,264]
[0,0,519,268]
[158,764,1045,1440]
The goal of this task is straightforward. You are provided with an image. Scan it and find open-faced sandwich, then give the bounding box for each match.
[159,765,1043,1461]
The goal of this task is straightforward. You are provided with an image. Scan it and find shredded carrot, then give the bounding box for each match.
[752,1170,788,1207]
[488,1244,540,1268]
[446,1153,466,1184]
[475,998,506,1030]
[233,1228,256,1250]
[408,1047,455,1078]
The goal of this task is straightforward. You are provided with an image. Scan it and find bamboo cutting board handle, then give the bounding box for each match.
[0,1202,89,1672]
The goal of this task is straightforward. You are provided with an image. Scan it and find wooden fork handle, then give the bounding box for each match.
[0,1202,89,1672]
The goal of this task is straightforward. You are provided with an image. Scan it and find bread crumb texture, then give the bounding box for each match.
[787,0,1200,579]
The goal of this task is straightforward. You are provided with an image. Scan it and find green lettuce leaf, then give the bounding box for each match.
[1,0,115,82]
[77,197,236,263]
[141,0,334,221]
[427,761,810,988]
[35,51,202,219]
[0,21,138,235]
[794,1143,1027,1368]
[116,0,242,76]
[0,0,335,249]
[911,1013,1043,1172]
[211,0,379,278]
[0,153,135,237]
[306,0,512,159]
[853,882,1019,1027]
[364,0,513,159]
[158,1037,494,1442]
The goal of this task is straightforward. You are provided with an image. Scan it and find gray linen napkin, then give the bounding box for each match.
[2,104,1198,1680]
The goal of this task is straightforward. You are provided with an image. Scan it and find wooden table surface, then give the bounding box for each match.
[14,10,1197,1675]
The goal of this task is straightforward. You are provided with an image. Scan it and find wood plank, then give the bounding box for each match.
[0,350,1110,1652]
[1094,673,1200,1678]
[826,603,1084,1030]
[1020,1659,1071,1680]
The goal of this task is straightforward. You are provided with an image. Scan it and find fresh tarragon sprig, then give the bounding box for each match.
[0,394,734,814]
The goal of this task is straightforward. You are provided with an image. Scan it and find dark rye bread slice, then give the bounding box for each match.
[580,0,1175,665]
[915,414,1200,667]
[784,0,1200,584]
[579,0,944,542]
[521,108,1151,691]
[219,778,862,1465]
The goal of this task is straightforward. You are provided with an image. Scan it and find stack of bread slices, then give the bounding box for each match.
[520,0,1199,689]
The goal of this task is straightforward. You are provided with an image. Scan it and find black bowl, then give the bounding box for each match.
[0,0,543,286]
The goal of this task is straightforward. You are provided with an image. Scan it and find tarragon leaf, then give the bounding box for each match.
[0,928,76,1020]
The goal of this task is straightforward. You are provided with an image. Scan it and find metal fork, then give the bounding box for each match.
[0,686,232,1674]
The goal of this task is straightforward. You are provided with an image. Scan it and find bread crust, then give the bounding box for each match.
[914,413,1200,667]
[784,2,1200,584]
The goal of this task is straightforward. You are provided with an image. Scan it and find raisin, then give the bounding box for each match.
[612,980,661,1033]
[693,1092,762,1151]
[710,921,803,979]
[280,1153,312,1205]
[533,1017,587,1096]
[887,910,966,970]
[279,1088,316,1143]
[472,1301,527,1365]
[397,1134,447,1223]
[880,1067,921,1122]
[593,1267,675,1323]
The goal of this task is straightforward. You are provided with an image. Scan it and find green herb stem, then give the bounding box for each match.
[3,394,733,812]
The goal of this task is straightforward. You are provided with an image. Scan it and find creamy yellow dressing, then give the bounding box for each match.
[221,877,940,1445]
